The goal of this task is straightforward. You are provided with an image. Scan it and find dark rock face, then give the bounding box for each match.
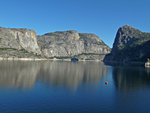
[104,25,150,63]
[37,30,110,60]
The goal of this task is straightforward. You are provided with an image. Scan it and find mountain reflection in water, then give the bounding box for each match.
[0,61,108,90]
[113,66,150,91]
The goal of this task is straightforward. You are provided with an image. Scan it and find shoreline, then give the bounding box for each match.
[0,57,146,65]
[104,61,145,66]
[0,57,102,62]
[0,57,48,61]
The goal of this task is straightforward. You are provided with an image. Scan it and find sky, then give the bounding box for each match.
[0,0,150,47]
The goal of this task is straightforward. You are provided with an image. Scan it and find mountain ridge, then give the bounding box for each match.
[0,27,110,60]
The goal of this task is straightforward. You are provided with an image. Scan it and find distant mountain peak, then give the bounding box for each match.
[122,24,132,27]
[119,25,142,33]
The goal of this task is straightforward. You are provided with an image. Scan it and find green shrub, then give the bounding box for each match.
[148,58,150,63]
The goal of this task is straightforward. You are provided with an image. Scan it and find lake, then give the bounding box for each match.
[0,61,150,113]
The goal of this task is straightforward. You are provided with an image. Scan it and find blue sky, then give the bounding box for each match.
[0,0,150,47]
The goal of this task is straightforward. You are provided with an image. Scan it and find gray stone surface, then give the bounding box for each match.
[37,30,110,60]
[0,27,41,54]
[0,27,110,60]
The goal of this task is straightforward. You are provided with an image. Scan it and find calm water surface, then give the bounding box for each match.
[0,61,150,113]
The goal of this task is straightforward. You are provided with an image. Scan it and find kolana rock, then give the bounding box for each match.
[37,30,110,60]
[0,27,110,60]
[104,25,150,63]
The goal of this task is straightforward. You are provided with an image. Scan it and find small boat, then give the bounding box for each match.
[71,58,78,62]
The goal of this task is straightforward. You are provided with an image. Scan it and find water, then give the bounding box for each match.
[0,61,150,113]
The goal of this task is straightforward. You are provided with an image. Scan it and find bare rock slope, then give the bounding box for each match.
[0,27,110,60]
[0,27,41,58]
[37,30,110,60]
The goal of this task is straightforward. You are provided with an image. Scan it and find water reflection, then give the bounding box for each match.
[0,61,108,90]
[113,66,150,91]
[0,61,40,89]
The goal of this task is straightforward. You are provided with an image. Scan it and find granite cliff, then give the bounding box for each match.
[104,25,150,63]
[0,27,110,60]
[0,27,41,58]
[37,30,110,60]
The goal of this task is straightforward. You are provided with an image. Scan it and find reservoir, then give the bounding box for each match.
[0,61,150,113]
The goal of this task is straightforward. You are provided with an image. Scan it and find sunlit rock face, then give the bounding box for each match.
[0,27,41,54]
[0,61,108,90]
[37,31,110,60]
[0,27,110,60]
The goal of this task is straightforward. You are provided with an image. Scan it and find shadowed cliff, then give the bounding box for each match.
[104,25,150,63]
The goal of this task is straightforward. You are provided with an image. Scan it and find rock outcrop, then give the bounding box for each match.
[37,30,110,60]
[104,25,150,63]
[0,27,110,60]
[0,27,41,58]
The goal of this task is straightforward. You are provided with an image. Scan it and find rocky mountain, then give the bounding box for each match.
[104,25,150,63]
[0,27,110,60]
[37,30,110,60]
